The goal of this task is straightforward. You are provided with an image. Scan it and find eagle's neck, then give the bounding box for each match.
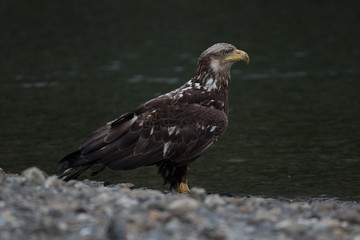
[193,69,231,90]
[166,63,232,114]
[195,58,232,89]
[193,69,231,114]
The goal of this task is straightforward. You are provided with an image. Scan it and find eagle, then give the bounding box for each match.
[59,43,249,193]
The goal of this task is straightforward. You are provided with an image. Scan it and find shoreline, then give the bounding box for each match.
[1,167,359,240]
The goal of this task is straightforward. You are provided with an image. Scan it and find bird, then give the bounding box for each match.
[59,43,249,193]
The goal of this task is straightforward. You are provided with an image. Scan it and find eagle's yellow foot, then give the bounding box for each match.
[177,182,191,194]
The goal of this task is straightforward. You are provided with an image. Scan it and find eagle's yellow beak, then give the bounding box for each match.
[224,49,250,64]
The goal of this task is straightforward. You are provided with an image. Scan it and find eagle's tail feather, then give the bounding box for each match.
[58,165,92,181]
[58,150,95,181]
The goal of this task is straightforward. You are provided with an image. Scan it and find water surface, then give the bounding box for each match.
[1,1,359,200]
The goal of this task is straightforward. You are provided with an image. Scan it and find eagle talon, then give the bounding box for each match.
[177,182,191,194]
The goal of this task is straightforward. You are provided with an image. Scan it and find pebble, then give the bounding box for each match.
[168,197,200,213]
[115,195,139,209]
[275,219,308,234]
[321,218,341,229]
[0,168,6,185]
[0,167,359,240]
[21,167,47,185]
[44,175,63,189]
[190,187,207,201]
[204,194,226,208]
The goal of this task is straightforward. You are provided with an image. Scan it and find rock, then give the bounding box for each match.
[131,189,163,200]
[336,208,360,223]
[115,195,139,209]
[246,197,267,208]
[147,210,170,223]
[44,175,63,189]
[0,168,6,185]
[204,194,226,209]
[107,219,127,240]
[254,208,278,222]
[275,220,308,234]
[79,226,94,237]
[21,167,47,185]
[1,168,360,240]
[164,218,183,236]
[321,218,341,229]
[190,187,206,201]
[354,235,360,240]
[311,201,336,211]
[168,197,200,213]
[119,183,135,189]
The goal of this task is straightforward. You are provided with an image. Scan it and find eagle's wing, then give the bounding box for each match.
[63,102,227,172]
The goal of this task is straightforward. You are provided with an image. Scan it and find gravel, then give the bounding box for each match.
[1,167,360,240]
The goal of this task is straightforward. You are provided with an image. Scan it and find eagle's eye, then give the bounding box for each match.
[222,51,230,56]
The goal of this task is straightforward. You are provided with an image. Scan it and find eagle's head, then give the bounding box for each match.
[197,43,249,77]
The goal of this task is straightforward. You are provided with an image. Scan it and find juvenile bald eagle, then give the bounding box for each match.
[59,43,249,193]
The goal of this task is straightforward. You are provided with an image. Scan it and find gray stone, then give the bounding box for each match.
[204,194,226,209]
[119,183,135,189]
[21,167,47,185]
[0,168,6,185]
[44,175,64,189]
[1,168,360,240]
[321,218,341,229]
[336,208,360,223]
[107,219,127,240]
[190,187,207,201]
[168,197,200,213]
[275,220,308,234]
[254,208,279,222]
[115,195,139,209]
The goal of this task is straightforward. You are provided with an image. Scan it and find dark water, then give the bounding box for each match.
[1,1,359,200]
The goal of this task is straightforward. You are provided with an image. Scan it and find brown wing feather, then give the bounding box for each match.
[69,101,227,172]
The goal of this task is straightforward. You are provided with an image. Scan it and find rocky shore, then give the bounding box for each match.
[0,167,359,240]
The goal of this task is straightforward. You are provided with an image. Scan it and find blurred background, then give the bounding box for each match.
[1,0,359,200]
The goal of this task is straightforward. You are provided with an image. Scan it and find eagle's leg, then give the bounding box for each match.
[177,181,191,194]
[157,161,191,193]
[177,166,190,194]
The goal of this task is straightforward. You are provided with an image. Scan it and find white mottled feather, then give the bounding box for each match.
[168,126,176,135]
[210,58,221,72]
[163,142,170,157]
[203,78,218,92]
